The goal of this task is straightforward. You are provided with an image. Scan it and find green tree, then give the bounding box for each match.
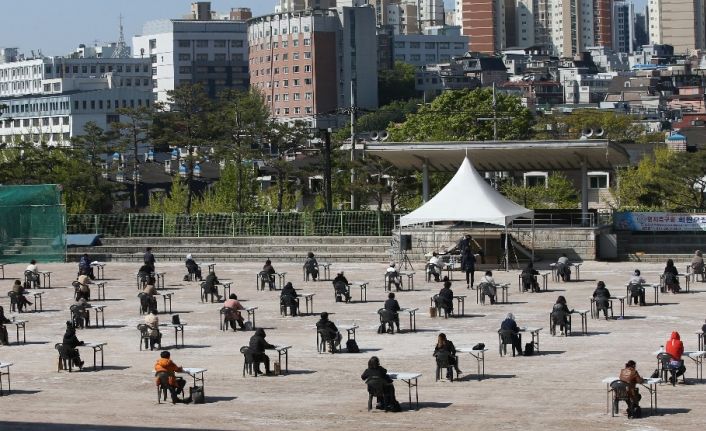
[534,109,644,142]
[149,178,192,214]
[378,61,419,106]
[69,122,117,213]
[152,83,212,214]
[333,99,421,141]
[262,121,309,212]
[113,106,153,208]
[501,173,579,209]
[211,89,271,212]
[389,88,533,141]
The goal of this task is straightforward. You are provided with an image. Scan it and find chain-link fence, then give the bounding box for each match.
[67,212,396,237]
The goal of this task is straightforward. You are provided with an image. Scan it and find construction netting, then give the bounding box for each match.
[0,184,66,263]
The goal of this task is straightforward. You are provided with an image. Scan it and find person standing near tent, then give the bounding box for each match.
[458,234,476,289]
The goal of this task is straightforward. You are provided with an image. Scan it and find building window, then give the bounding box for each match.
[411,54,420,61]
[425,54,436,61]
[196,54,208,62]
[214,40,226,48]
[149,39,157,49]
[410,42,420,48]
[304,78,312,85]
[196,40,209,48]
[589,173,608,189]
[179,66,192,74]
[305,92,312,100]
[293,93,300,100]
[293,79,300,86]
[292,52,299,60]
[425,42,435,49]
[214,54,226,61]
[304,51,311,59]
[394,41,405,48]
[178,40,191,48]
[179,53,191,61]
[293,40,299,47]
[293,66,300,73]
[303,38,311,46]
[303,65,311,72]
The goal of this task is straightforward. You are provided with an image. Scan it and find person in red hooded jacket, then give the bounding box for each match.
[665,331,686,384]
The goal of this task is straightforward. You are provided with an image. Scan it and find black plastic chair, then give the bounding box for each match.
[433,294,452,318]
[241,346,260,377]
[7,292,20,313]
[365,376,386,411]
[70,304,88,329]
[549,310,571,336]
[333,281,350,303]
[55,343,73,373]
[609,380,630,416]
[317,329,337,354]
[658,352,685,385]
[280,295,299,316]
[258,271,274,291]
[435,351,455,382]
[498,329,521,357]
[24,270,38,289]
[377,309,396,334]
[200,282,217,303]
[479,282,496,305]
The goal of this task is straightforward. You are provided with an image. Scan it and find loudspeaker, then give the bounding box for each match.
[400,234,412,251]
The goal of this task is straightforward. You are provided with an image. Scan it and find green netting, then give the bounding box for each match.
[0,185,66,263]
[67,212,396,237]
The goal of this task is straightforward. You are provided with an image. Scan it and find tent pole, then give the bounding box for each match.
[531,217,535,263]
[504,224,509,271]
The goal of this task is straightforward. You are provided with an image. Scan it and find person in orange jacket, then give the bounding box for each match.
[665,331,686,384]
[154,351,191,404]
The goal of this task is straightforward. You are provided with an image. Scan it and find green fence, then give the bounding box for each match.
[0,184,66,263]
[67,212,396,237]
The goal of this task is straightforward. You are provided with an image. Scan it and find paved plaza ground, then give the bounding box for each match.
[0,259,705,430]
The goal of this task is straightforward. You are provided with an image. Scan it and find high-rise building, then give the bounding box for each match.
[594,0,613,49]
[648,0,706,53]
[248,7,377,127]
[634,10,649,48]
[133,18,249,103]
[229,8,253,21]
[612,0,635,53]
[457,0,508,53]
[191,2,212,20]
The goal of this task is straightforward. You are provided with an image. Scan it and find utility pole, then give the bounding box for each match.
[350,81,356,210]
[478,83,512,141]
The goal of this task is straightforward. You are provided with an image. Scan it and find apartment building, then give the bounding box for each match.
[248,7,378,128]
[648,0,706,53]
[389,26,469,67]
[0,54,153,145]
[132,19,249,103]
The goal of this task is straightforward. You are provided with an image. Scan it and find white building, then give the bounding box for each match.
[392,26,468,67]
[0,56,153,146]
[132,19,249,103]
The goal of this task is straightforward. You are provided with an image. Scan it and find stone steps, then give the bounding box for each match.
[66,251,393,263]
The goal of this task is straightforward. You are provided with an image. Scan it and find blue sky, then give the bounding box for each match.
[1,0,645,57]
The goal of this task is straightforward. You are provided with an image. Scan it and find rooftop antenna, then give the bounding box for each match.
[111,14,130,58]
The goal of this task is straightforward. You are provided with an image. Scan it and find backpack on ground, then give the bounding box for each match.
[629,404,642,419]
[183,275,191,282]
[346,339,360,353]
[524,342,534,356]
[388,400,402,412]
[377,324,385,334]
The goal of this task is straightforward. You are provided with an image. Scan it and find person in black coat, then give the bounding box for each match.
[61,321,85,369]
[551,296,573,335]
[202,272,223,301]
[663,259,680,293]
[248,328,275,375]
[0,306,11,345]
[434,333,461,378]
[185,254,202,281]
[143,247,156,272]
[500,313,523,356]
[280,282,299,316]
[435,281,454,315]
[521,262,540,292]
[458,234,476,289]
[316,312,342,351]
[138,264,155,286]
[592,281,612,320]
[384,292,401,332]
[261,260,276,290]
[360,356,398,411]
[304,252,319,281]
[78,253,95,279]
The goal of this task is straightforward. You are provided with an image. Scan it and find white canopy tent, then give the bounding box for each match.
[400,157,535,270]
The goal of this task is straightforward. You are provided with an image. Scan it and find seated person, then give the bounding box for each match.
[316,312,342,352]
[141,284,159,314]
[76,274,92,301]
[11,279,32,311]
[26,259,40,287]
[60,321,84,370]
[499,313,523,356]
[71,298,91,328]
[479,271,497,304]
[663,259,680,293]
[550,295,573,336]
[433,333,461,379]
[144,312,162,349]
[361,356,399,412]
[383,292,401,332]
[248,328,275,375]
[592,281,612,320]
[224,294,246,330]
[627,270,646,306]
[185,254,202,281]
[619,360,644,418]
[435,281,454,315]
[137,264,155,286]
[333,279,351,303]
[0,306,11,345]
[556,254,571,281]
[665,331,686,384]
[143,247,156,273]
[154,351,191,404]
[202,272,223,302]
[427,252,442,282]
[261,260,276,290]
[385,262,401,291]
[691,250,704,277]
[521,263,540,292]
[304,252,319,281]
[333,271,349,286]
[280,282,299,316]
[78,253,95,279]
